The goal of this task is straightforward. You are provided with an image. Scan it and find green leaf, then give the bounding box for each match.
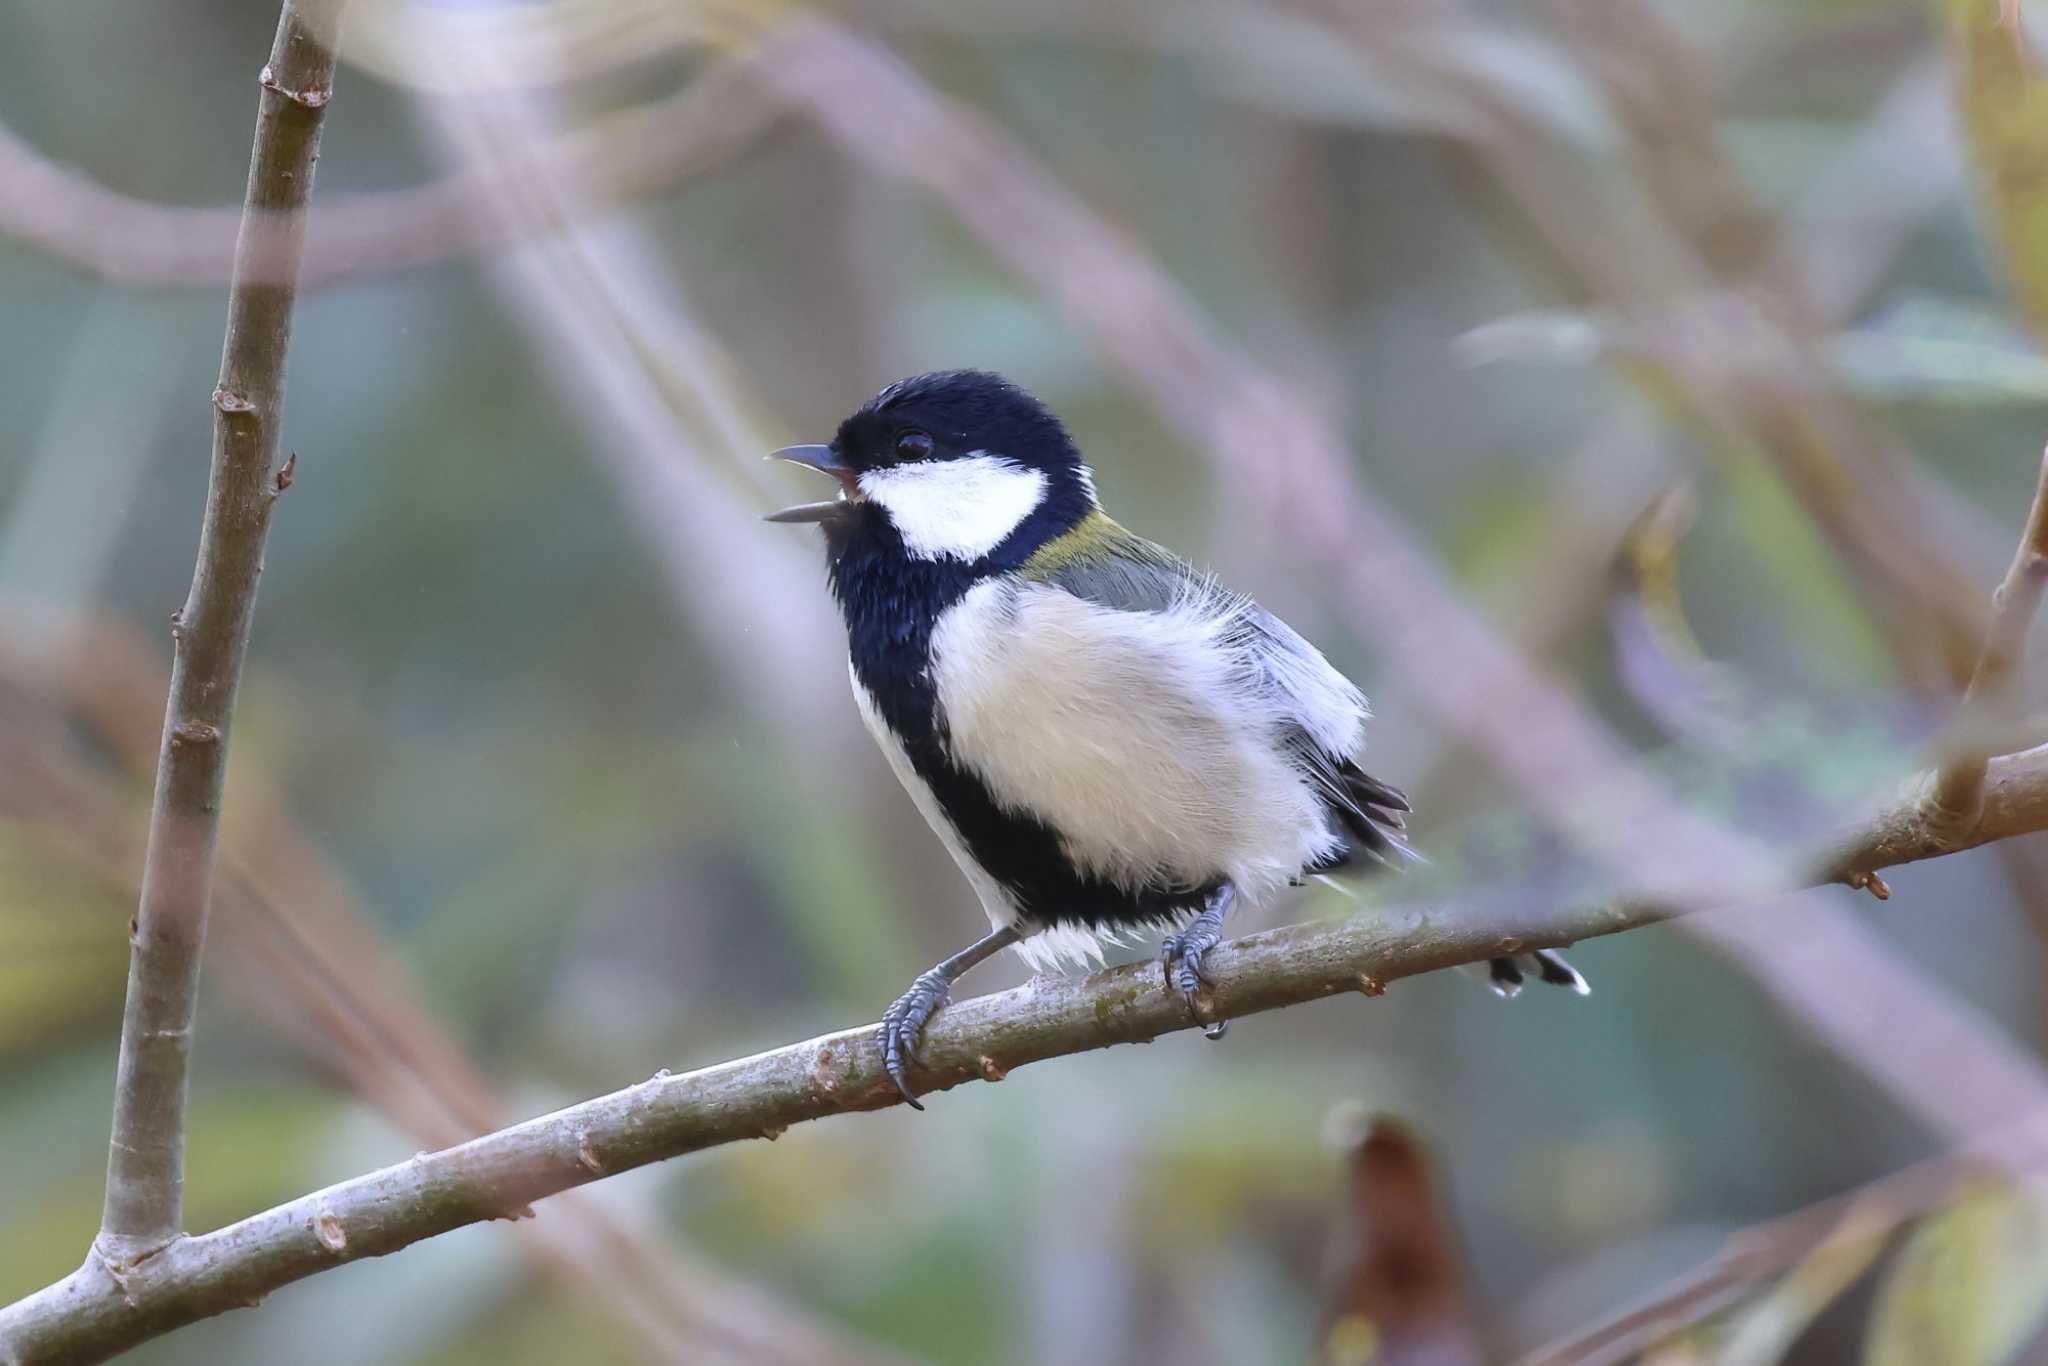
[0,823,129,1054]
[1863,1181,2048,1366]
[1950,0,2048,340]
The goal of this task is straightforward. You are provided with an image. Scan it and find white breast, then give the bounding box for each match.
[851,667,1120,973]
[927,578,1360,907]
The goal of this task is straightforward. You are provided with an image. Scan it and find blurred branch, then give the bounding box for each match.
[12,747,2048,1360]
[333,0,720,91]
[1396,51,1960,792]
[1763,56,1958,322]
[405,18,855,753]
[0,607,917,1366]
[1606,482,1754,757]
[1925,447,2048,843]
[96,0,341,1270]
[1523,1111,2048,1366]
[1372,0,1988,687]
[1550,0,1770,279]
[0,53,781,289]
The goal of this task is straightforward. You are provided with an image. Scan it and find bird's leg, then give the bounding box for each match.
[879,923,1022,1110]
[1159,884,1237,1040]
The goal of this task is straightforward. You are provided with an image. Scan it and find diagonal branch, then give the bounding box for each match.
[95,0,344,1269]
[8,744,2048,1363]
[1924,445,2048,843]
[0,47,780,290]
[1520,1108,2048,1366]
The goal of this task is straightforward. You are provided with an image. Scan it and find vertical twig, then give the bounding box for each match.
[96,0,343,1266]
[1924,447,2048,844]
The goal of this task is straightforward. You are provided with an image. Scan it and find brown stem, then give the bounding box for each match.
[1923,446,2048,842]
[1521,1109,2048,1366]
[96,0,343,1267]
[0,618,919,1366]
[7,743,2048,1363]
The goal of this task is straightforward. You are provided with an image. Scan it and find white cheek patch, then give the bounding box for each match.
[859,453,1048,562]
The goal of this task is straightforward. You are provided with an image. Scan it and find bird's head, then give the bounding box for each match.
[765,370,1096,566]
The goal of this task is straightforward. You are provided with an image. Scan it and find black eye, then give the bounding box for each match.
[894,430,934,461]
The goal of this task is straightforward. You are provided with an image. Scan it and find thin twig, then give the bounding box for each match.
[408,17,858,761]
[1443,0,1988,689]
[7,745,2048,1362]
[1520,1109,2048,1366]
[0,51,780,290]
[95,0,343,1269]
[0,624,918,1366]
[1924,447,2048,842]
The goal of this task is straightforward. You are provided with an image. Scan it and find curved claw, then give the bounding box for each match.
[1175,951,1223,1036]
[880,1020,926,1111]
[899,1028,930,1072]
[878,972,952,1111]
[1161,911,1231,1039]
[880,1015,929,1114]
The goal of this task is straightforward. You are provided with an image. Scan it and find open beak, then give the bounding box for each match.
[764,444,861,523]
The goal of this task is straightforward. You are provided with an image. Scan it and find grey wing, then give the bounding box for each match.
[1238,603,1413,868]
[1025,531,1190,614]
[1031,531,1412,868]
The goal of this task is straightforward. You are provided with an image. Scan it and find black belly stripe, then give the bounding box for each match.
[828,510,1214,931]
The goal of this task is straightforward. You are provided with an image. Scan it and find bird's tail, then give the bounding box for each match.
[1321,763,1420,869]
[1317,765,1590,997]
[1475,949,1590,998]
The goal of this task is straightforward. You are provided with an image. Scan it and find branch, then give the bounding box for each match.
[0,614,919,1366]
[0,48,780,290]
[1924,445,2048,842]
[405,17,861,764]
[96,0,341,1269]
[7,745,2048,1362]
[1521,1109,2048,1366]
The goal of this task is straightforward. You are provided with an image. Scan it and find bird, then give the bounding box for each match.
[766,370,1586,1107]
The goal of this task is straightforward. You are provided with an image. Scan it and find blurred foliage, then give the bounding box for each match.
[6,0,2048,1362]
[0,827,127,1053]
[1715,1206,1890,1366]
[1950,0,2048,341]
[1864,1181,2048,1366]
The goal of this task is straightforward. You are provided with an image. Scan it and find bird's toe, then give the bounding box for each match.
[877,971,952,1111]
[1160,926,1229,1040]
[1158,932,1185,989]
[878,1019,924,1110]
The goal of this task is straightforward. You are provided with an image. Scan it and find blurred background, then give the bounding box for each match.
[6,0,2048,1361]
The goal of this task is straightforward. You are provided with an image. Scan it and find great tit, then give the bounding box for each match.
[768,370,1585,1107]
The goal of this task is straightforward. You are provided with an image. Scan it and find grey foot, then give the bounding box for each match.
[1160,906,1230,1040]
[878,968,951,1110]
